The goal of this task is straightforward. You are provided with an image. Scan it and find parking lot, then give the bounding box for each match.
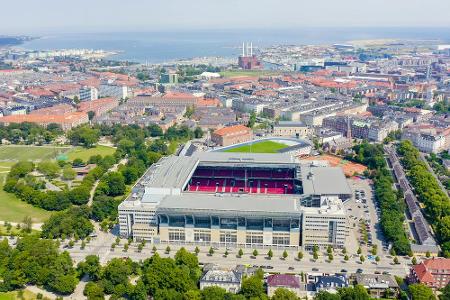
[345,177,388,257]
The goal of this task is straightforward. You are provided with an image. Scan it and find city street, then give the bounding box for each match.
[65,231,412,277]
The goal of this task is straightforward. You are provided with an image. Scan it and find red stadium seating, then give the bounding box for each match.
[187,167,296,195]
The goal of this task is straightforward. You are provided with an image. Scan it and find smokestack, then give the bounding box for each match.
[250,42,253,56]
[242,42,245,57]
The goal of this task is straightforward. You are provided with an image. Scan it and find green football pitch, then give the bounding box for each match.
[223,140,289,153]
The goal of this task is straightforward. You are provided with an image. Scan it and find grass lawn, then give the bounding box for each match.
[219,70,282,78]
[66,145,116,162]
[0,145,70,161]
[0,224,40,236]
[224,141,289,153]
[0,290,50,300]
[0,173,52,223]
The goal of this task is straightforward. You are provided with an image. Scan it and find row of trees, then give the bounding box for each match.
[77,247,278,300]
[397,140,450,257]
[0,122,63,145]
[350,143,411,255]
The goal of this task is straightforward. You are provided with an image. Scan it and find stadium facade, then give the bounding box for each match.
[118,152,352,249]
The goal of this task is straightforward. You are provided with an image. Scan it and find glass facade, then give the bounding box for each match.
[160,214,300,233]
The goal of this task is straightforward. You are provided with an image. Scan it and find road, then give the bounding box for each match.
[64,234,412,277]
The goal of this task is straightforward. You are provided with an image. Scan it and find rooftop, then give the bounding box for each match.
[301,165,352,196]
[213,124,251,136]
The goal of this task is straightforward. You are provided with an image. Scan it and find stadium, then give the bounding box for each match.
[119,152,352,249]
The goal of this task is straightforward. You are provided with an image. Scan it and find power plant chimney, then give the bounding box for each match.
[250,42,253,56]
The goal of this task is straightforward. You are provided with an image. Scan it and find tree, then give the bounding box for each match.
[426,251,431,258]
[148,124,163,137]
[375,256,380,263]
[224,249,229,257]
[250,249,257,258]
[247,112,256,128]
[1,236,78,294]
[408,283,435,300]
[194,246,200,256]
[67,126,100,148]
[101,172,126,196]
[344,254,349,261]
[72,158,84,167]
[238,248,243,258]
[200,286,227,300]
[297,251,303,261]
[37,160,60,179]
[129,280,147,300]
[152,245,157,253]
[371,245,377,256]
[91,195,118,221]
[124,243,129,252]
[328,253,333,262]
[77,255,101,281]
[87,111,96,122]
[194,127,204,138]
[165,245,171,254]
[393,256,399,264]
[441,284,450,300]
[41,206,93,239]
[360,255,365,263]
[267,249,273,259]
[142,255,195,296]
[102,258,132,294]
[342,247,347,254]
[62,165,76,180]
[282,250,288,260]
[315,291,341,300]
[357,247,362,255]
[272,288,299,300]
[138,244,143,252]
[313,251,319,260]
[22,216,32,233]
[327,245,333,254]
[241,275,265,299]
[209,247,215,256]
[412,256,417,265]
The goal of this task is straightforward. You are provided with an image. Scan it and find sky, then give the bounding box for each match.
[2,0,450,34]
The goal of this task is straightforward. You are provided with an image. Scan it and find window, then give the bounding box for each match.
[220,233,237,243]
[169,231,185,241]
[194,232,211,242]
[246,234,263,245]
[273,236,290,245]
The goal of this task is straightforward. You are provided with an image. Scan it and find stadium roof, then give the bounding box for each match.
[197,152,295,164]
[301,165,352,196]
[157,193,300,216]
[140,156,198,189]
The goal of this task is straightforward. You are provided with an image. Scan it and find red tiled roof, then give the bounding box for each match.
[423,257,450,270]
[0,112,87,124]
[267,274,300,288]
[413,258,450,285]
[213,125,251,136]
[162,92,198,99]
